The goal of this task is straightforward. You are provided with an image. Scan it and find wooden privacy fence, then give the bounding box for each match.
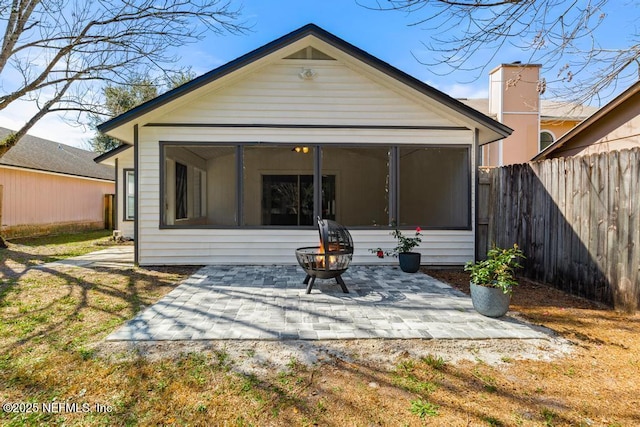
[477,148,640,311]
[104,194,115,230]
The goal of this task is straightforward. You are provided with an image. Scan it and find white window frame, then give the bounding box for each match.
[124,169,135,221]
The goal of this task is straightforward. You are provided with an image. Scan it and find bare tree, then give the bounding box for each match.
[0,0,243,248]
[361,0,639,106]
[90,69,196,153]
[0,0,245,157]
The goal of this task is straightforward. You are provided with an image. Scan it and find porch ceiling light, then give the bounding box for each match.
[292,146,310,154]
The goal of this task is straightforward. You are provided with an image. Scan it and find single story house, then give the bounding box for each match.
[96,24,511,266]
[533,80,640,160]
[0,127,115,238]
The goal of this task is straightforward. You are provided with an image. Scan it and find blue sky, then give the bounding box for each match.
[0,0,631,148]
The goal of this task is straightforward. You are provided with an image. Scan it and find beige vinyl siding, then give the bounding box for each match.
[154,60,463,128]
[115,148,135,239]
[147,126,472,145]
[138,228,473,266]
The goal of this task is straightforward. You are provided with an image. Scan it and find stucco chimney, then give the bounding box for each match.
[484,63,542,166]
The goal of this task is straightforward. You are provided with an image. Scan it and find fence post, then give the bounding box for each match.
[104,194,114,230]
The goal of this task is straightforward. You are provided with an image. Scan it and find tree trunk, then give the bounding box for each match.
[0,235,7,249]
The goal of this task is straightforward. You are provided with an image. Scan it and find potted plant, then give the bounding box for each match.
[370,226,423,273]
[464,244,525,317]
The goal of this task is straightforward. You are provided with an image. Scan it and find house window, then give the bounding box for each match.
[399,147,470,228]
[261,175,313,226]
[124,169,135,221]
[123,169,136,221]
[540,131,555,151]
[261,174,336,226]
[175,162,188,220]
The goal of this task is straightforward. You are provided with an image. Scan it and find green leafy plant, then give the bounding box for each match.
[410,399,439,418]
[464,244,525,294]
[370,226,422,258]
[422,354,446,370]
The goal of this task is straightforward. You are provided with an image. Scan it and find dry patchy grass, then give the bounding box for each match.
[1,234,639,426]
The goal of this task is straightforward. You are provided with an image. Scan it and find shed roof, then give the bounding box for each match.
[98,23,511,145]
[0,127,115,181]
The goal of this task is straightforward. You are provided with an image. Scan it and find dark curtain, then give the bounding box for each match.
[176,162,188,219]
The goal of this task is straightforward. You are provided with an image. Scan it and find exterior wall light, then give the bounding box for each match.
[298,68,317,80]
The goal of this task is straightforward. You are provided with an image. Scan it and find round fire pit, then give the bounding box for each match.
[295,218,353,294]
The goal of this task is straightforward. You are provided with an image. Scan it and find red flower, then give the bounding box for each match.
[376,250,384,259]
[416,227,422,233]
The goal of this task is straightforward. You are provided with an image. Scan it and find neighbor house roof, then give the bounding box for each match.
[533,80,640,160]
[0,127,115,181]
[459,99,598,121]
[98,23,512,145]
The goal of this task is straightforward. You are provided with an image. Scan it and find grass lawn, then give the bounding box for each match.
[1,231,639,426]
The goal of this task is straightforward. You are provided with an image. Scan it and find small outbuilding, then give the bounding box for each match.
[97,24,511,266]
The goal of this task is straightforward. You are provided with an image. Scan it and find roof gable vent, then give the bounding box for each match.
[284,47,335,60]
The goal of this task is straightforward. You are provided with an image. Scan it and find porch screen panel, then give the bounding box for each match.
[399,146,470,228]
[204,146,236,226]
[242,146,314,226]
[322,146,389,227]
[162,145,235,226]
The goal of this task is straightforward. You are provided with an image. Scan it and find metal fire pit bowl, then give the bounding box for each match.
[295,218,354,294]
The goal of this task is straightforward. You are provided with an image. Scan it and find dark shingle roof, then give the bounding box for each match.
[0,127,114,181]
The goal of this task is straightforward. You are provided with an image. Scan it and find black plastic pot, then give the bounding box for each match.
[398,252,421,273]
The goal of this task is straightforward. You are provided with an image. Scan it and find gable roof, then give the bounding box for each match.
[0,127,115,181]
[98,23,511,144]
[533,80,640,160]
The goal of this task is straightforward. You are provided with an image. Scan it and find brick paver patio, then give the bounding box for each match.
[107,265,549,341]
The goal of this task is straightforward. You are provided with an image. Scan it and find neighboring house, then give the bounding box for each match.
[533,80,640,160]
[463,63,598,166]
[96,24,511,266]
[0,127,115,239]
